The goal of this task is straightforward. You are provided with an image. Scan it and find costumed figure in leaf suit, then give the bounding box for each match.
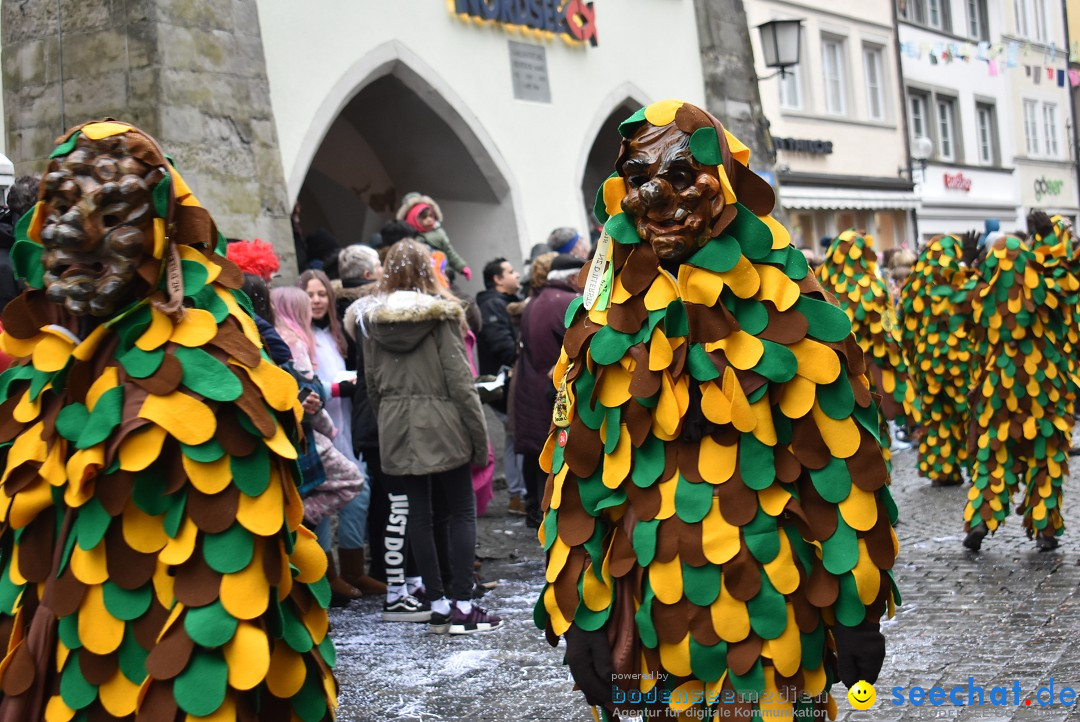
[0,121,336,720]
[816,230,914,456]
[536,101,899,721]
[897,234,975,486]
[962,211,1079,551]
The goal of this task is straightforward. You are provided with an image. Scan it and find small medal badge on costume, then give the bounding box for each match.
[552,362,574,428]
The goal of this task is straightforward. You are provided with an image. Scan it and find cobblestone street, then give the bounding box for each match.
[329,447,1080,721]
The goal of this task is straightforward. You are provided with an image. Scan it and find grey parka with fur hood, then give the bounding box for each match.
[358,290,488,476]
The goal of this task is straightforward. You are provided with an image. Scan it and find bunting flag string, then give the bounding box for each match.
[899,39,1080,85]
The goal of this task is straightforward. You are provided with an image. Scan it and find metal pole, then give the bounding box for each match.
[891,0,920,246]
[1064,0,1080,219]
[55,0,66,132]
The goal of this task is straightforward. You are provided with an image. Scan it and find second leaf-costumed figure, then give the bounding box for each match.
[537,101,899,720]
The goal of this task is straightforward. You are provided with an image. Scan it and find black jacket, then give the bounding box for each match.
[475,289,519,377]
[0,211,20,313]
[254,315,293,366]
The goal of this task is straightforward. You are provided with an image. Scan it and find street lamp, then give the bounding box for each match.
[911,136,934,171]
[757,19,803,79]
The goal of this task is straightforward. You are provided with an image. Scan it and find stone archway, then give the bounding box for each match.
[295,47,521,286]
[578,86,650,237]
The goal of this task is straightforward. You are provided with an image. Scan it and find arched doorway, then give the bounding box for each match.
[579,95,645,236]
[296,57,519,285]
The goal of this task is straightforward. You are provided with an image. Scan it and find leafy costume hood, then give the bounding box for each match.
[538,101,898,719]
[0,121,335,721]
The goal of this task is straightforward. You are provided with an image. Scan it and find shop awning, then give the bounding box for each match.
[779,185,920,211]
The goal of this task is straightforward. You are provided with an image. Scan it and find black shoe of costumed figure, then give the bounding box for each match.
[1036,535,1060,552]
[963,523,989,551]
[428,610,451,635]
[448,604,503,635]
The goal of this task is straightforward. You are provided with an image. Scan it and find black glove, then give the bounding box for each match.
[960,228,980,267]
[832,620,885,687]
[564,624,615,710]
[337,380,356,398]
[1028,210,1055,239]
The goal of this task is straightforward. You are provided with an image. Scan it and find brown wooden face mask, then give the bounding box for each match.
[39,134,162,317]
[618,122,724,264]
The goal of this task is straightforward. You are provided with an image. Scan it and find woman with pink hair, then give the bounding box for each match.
[272,286,367,604]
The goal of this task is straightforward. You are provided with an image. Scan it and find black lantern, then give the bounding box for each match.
[757,19,803,79]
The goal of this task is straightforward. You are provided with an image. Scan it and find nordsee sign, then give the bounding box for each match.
[452,0,599,46]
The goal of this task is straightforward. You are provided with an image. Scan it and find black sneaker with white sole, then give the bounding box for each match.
[428,610,451,634]
[448,604,503,635]
[382,595,431,622]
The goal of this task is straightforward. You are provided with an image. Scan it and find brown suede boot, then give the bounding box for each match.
[339,547,387,595]
[327,552,363,606]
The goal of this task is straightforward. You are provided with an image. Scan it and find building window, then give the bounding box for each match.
[899,0,951,30]
[822,37,847,115]
[1034,0,1048,42]
[967,0,988,40]
[1023,99,1040,155]
[863,45,886,121]
[909,91,929,140]
[976,103,996,164]
[936,97,957,161]
[1015,0,1030,36]
[1043,103,1059,156]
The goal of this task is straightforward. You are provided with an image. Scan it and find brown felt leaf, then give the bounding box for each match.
[18,510,55,583]
[715,469,758,527]
[609,526,637,579]
[865,510,895,570]
[173,552,222,607]
[233,370,277,438]
[216,408,258,458]
[132,351,182,396]
[761,306,809,345]
[732,164,775,217]
[654,519,680,564]
[0,396,24,443]
[678,520,709,567]
[187,485,239,534]
[848,432,887,492]
[790,417,831,470]
[97,470,136,517]
[563,415,603,479]
[145,626,194,681]
[675,104,712,134]
[690,603,722,646]
[209,319,262,367]
[805,558,839,608]
[608,293,648,334]
[799,482,838,541]
[562,319,595,361]
[133,599,170,651]
[624,480,661,522]
[653,596,690,644]
[791,587,819,633]
[727,632,763,675]
[624,400,653,448]
[620,245,660,295]
[52,565,88,617]
[1,641,36,696]
[556,481,595,547]
[105,525,156,590]
[677,441,704,483]
[722,546,761,602]
[79,649,118,686]
[686,303,736,344]
[774,446,801,484]
[554,551,586,621]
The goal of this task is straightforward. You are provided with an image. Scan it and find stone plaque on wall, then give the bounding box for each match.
[509,41,551,103]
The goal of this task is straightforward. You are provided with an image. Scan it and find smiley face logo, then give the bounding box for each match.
[847,681,876,710]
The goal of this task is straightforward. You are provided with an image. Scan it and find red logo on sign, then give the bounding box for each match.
[565,0,598,46]
[943,172,972,192]
[558,429,569,447]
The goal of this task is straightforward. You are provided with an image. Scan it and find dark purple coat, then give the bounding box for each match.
[513,281,580,455]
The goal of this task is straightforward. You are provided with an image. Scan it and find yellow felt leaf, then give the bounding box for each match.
[119,424,167,472]
[239,360,298,413]
[86,367,120,410]
[170,309,218,348]
[644,271,678,311]
[762,214,791,250]
[698,436,736,484]
[791,339,841,384]
[603,177,627,217]
[265,642,306,698]
[717,165,737,205]
[763,533,799,595]
[160,517,199,566]
[670,680,706,713]
[852,540,882,605]
[136,307,173,351]
[139,392,216,445]
[44,695,76,722]
[804,664,827,697]
[702,499,740,564]
[659,632,692,678]
[544,583,571,636]
[654,373,682,439]
[225,623,271,691]
[292,527,329,584]
[597,364,632,407]
[264,422,299,460]
[701,379,732,426]
[81,122,133,140]
[643,99,683,126]
[755,265,801,311]
[779,375,815,419]
[678,266,724,306]
[79,584,124,654]
[709,331,763,370]
[648,327,673,371]
[99,669,140,717]
[761,666,796,717]
[651,556,683,605]
[70,543,108,585]
[602,427,632,489]
[122,501,169,554]
[220,545,269,621]
[582,564,612,612]
[838,486,878,532]
[13,388,41,423]
[178,245,221,284]
[724,129,751,166]
[729,371,755,433]
[811,403,860,459]
[31,332,74,373]
[750,398,777,445]
[9,477,52,530]
[152,217,166,260]
[719,256,761,298]
[546,537,570,584]
[656,474,678,520]
[236,474,284,536]
[182,454,232,495]
[711,582,750,642]
[758,484,790,518]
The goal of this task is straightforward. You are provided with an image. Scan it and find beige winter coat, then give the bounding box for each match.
[360,291,488,476]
